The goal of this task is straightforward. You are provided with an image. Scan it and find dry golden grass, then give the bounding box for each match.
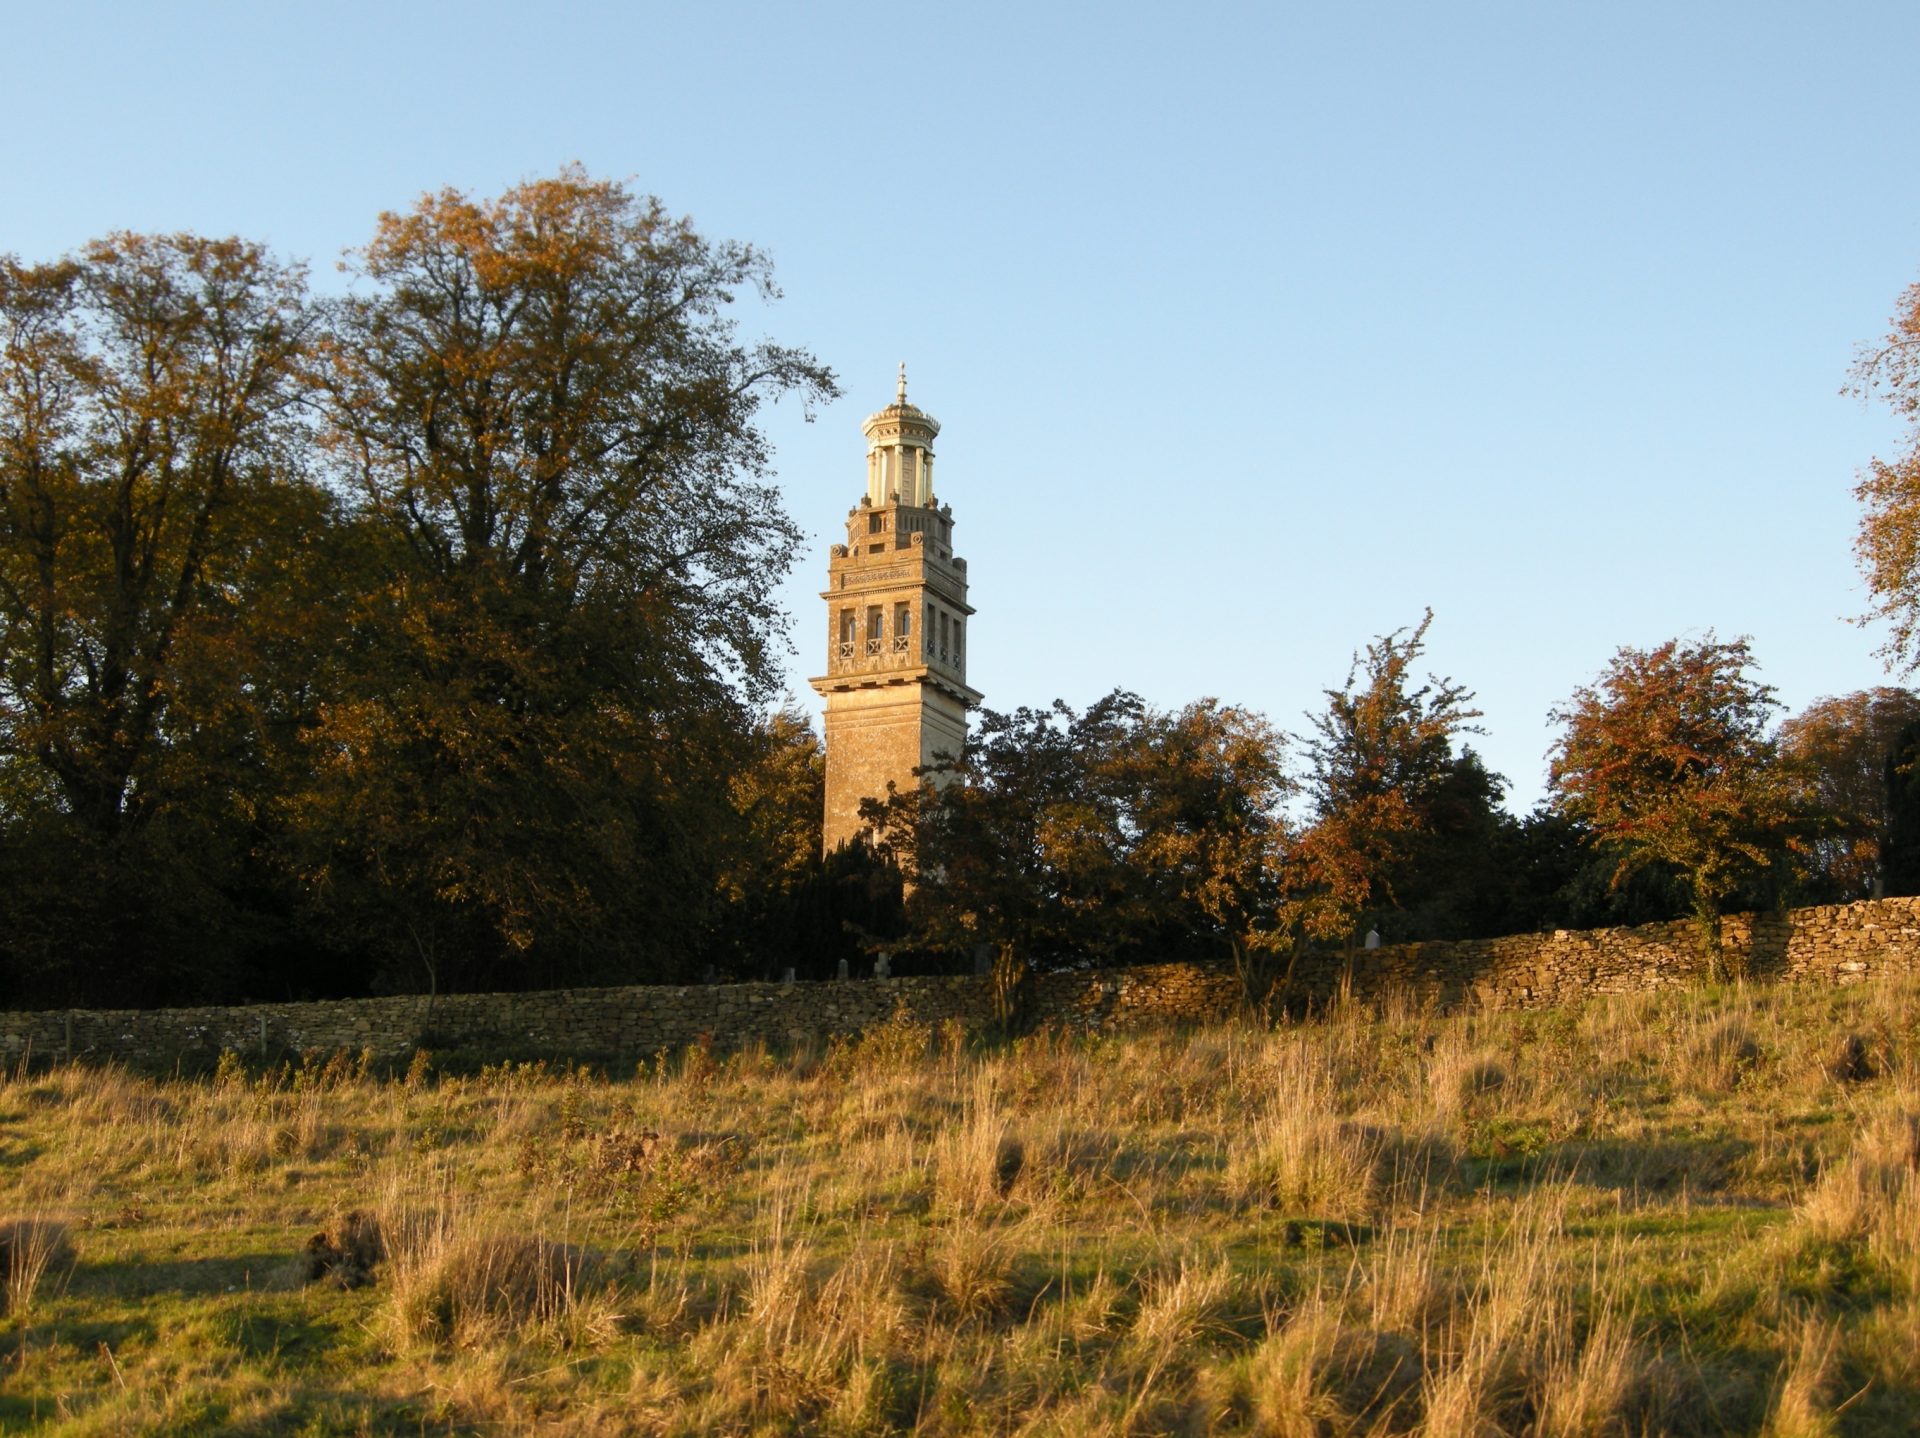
[3,976,1920,1432]
[0,1215,73,1318]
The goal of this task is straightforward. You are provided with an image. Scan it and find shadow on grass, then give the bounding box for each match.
[70,1250,300,1299]
[1277,1217,1377,1249]
[1459,1134,1757,1197]
[10,1311,158,1354]
[217,1305,348,1371]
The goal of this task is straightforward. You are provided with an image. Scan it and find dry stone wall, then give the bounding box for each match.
[5,896,1919,1069]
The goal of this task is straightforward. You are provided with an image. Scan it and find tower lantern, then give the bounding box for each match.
[810,369,981,853]
[863,363,938,508]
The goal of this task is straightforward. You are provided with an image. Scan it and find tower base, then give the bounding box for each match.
[819,681,969,853]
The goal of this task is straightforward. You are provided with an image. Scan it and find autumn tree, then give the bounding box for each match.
[302,169,838,990]
[867,691,1291,1024]
[0,236,329,1002]
[1852,276,1920,670]
[0,237,318,835]
[1117,699,1293,989]
[1548,635,1805,965]
[1285,610,1484,959]
[865,695,1136,1022]
[1777,687,1920,901]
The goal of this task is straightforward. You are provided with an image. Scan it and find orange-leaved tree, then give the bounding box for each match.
[1853,276,1920,670]
[1548,635,1804,968]
[1776,687,1920,902]
[303,168,837,991]
[1283,610,1483,976]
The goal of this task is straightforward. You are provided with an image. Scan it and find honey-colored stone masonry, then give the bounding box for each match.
[4,896,1918,1069]
[810,372,980,853]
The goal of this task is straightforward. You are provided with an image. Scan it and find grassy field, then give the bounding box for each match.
[2,973,1919,1436]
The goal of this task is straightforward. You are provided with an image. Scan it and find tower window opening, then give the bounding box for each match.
[866,606,884,657]
[938,610,950,659]
[892,603,912,653]
[868,512,884,534]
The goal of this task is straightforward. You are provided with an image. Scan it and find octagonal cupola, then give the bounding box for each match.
[861,363,940,508]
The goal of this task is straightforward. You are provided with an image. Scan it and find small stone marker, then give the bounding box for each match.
[1365,929,1382,950]
[837,957,850,981]
[782,967,796,987]
[874,953,891,980]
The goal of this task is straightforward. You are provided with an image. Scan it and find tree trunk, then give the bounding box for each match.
[990,940,1028,1032]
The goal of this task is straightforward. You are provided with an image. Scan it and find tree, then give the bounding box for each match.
[1371,747,1527,941]
[707,704,832,978]
[1497,805,1694,934]
[1548,635,1804,964]
[865,695,1133,1022]
[301,169,838,990]
[1777,688,1920,901]
[1285,610,1484,957]
[0,235,328,1003]
[866,691,1292,1025]
[1118,698,1293,984]
[1852,277,1920,671]
[0,235,318,839]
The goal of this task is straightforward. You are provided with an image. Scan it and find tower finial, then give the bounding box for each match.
[897,362,907,405]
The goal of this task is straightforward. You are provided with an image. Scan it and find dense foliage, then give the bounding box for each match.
[3,203,1913,1009]
[868,622,1900,1014]
[0,173,842,1006]
[1548,635,1808,955]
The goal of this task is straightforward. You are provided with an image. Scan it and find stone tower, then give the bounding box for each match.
[809,368,981,853]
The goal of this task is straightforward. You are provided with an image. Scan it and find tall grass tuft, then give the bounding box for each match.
[1763,1317,1841,1438]
[1429,1042,1509,1122]
[0,1216,73,1317]
[1243,1298,1425,1437]
[934,1073,1020,1216]
[1681,1010,1763,1093]
[1231,1051,1387,1220]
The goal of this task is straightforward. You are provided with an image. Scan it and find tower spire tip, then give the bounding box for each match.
[897,362,907,405]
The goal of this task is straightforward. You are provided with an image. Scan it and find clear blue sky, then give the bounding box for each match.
[7,0,1919,809]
